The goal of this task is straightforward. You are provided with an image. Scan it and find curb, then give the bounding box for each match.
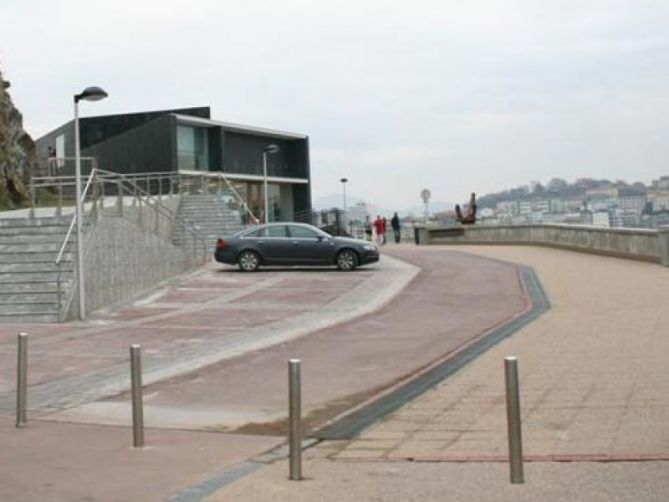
[314,264,550,440]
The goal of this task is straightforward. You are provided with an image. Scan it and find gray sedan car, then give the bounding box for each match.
[214,223,380,271]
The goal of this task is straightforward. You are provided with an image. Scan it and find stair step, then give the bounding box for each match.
[0,252,71,263]
[0,302,59,314]
[0,243,72,252]
[0,277,61,286]
[0,312,60,323]
[0,292,61,302]
[0,217,69,228]
[0,227,70,236]
[0,216,80,323]
[0,263,69,273]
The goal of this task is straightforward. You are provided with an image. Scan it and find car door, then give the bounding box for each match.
[287,225,335,264]
[259,225,293,264]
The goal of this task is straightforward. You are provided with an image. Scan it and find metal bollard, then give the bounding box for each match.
[16,333,28,428]
[288,359,302,480]
[505,356,524,484]
[130,345,145,447]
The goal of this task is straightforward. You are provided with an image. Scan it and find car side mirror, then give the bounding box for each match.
[317,235,325,242]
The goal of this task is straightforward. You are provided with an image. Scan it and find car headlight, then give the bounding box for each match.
[362,244,377,251]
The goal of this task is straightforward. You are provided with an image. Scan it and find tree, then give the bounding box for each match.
[546,177,568,192]
[530,181,546,195]
[0,65,33,209]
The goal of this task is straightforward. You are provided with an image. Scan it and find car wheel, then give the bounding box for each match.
[336,249,358,271]
[238,250,260,272]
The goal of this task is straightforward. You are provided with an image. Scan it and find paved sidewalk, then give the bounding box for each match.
[208,245,669,501]
[1,245,536,501]
[0,255,417,415]
[37,248,528,432]
[0,416,281,502]
[321,246,669,462]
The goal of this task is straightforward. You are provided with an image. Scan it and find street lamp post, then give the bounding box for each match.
[262,144,280,223]
[340,177,348,214]
[420,188,431,224]
[74,86,108,320]
[340,177,348,235]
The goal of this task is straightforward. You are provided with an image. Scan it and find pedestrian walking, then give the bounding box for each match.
[364,216,373,242]
[391,212,401,243]
[382,217,388,245]
[374,215,385,246]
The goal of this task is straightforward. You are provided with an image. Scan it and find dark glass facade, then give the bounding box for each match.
[35,107,312,216]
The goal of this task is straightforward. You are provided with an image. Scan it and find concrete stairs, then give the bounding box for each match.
[174,195,247,250]
[0,217,75,323]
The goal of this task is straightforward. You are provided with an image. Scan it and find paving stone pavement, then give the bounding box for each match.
[311,246,669,462]
[0,256,418,415]
[198,245,669,502]
[5,244,668,502]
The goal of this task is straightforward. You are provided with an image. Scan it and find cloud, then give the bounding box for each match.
[2,0,668,208]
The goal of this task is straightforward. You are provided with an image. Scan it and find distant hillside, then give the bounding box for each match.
[477,178,649,209]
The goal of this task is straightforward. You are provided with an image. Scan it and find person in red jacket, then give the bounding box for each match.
[374,215,385,246]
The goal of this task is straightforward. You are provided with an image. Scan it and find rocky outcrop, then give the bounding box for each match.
[0,66,34,209]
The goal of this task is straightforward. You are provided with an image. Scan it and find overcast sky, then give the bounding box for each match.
[2,0,668,208]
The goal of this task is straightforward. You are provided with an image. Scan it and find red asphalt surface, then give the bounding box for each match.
[102,247,530,433]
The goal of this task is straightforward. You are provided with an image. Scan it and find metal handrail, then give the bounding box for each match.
[178,170,260,224]
[55,169,98,320]
[55,170,97,266]
[217,173,259,224]
[31,169,259,226]
[99,169,209,256]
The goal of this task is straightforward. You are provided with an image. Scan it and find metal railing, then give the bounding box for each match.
[33,169,209,320]
[30,169,260,227]
[176,170,260,225]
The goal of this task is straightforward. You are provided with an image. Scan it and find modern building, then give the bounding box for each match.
[35,107,311,221]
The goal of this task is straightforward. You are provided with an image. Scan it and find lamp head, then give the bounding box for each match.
[74,86,108,103]
[263,144,280,154]
[340,177,349,183]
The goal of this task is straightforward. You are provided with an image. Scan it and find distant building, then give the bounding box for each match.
[610,209,641,228]
[496,200,518,216]
[518,200,532,215]
[592,211,611,227]
[347,202,370,224]
[651,176,669,191]
[650,193,669,211]
[617,188,646,216]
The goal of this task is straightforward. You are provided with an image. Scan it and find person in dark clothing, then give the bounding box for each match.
[391,212,401,243]
[455,192,477,224]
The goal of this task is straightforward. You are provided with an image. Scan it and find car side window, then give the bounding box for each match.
[266,225,288,238]
[243,227,266,238]
[288,225,320,239]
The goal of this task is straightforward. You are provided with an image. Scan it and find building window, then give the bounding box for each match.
[177,125,209,170]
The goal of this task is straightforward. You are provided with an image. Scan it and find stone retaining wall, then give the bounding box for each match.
[420,224,669,266]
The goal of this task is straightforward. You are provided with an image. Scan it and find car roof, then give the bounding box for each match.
[238,222,320,235]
